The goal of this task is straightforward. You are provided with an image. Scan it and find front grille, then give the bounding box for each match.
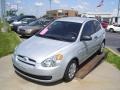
[17,28,25,33]
[17,55,36,66]
[14,65,52,80]
[19,29,25,33]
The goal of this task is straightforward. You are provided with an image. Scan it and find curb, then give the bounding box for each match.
[106,47,120,57]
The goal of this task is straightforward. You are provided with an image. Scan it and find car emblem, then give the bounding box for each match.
[23,57,29,62]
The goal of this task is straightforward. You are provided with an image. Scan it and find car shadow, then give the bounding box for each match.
[76,52,106,79]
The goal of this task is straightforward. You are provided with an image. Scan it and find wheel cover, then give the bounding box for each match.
[101,43,105,53]
[68,63,76,79]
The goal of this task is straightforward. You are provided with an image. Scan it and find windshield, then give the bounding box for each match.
[10,16,18,21]
[36,21,82,42]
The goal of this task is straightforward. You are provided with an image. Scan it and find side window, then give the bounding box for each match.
[81,21,95,36]
[94,21,101,32]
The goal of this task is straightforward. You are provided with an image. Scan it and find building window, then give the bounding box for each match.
[65,13,68,16]
[58,13,64,16]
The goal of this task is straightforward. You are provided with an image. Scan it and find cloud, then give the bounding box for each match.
[35,2,44,6]
[16,0,22,4]
[112,8,117,16]
[111,1,115,5]
[6,2,11,6]
[72,1,90,13]
[52,0,60,4]
[19,6,23,10]
[60,4,69,9]
[10,4,18,10]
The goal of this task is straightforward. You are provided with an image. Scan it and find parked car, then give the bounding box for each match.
[10,15,36,32]
[107,24,120,32]
[12,17,106,83]
[17,19,51,36]
[6,15,18,23]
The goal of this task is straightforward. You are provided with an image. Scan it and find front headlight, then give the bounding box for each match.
[10,24,13,26]
[26,29,32,33]
[41,54,63,67]
[41,57,56,67]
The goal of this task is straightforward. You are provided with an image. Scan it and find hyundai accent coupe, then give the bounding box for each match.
[12,17,106,83]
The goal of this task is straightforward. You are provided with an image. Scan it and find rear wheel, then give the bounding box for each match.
[63,60,77,82]
[109,28,114,32]
[97,42,105,55]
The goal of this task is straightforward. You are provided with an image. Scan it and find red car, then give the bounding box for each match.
[101,21,109,29]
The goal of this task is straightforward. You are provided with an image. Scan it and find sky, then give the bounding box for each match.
[0,0,119,17]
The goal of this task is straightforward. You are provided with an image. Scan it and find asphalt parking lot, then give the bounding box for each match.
[0,55,120,90]
[106,32,120,53]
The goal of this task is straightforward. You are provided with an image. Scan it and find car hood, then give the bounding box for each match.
[19,25,42,30]
[13,23,27,26]
[16,36,71,63]
[12,21,22,25]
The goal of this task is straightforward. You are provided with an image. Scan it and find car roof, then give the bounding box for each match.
[17,15,36,20]
[56,17,97,23]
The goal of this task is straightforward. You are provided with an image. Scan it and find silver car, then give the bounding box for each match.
[12,17,106,83]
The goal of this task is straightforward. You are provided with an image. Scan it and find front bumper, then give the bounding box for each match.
[12,56,64,83]
[14,65,52,80]
[17,29,34,36]
[11,26,18,32]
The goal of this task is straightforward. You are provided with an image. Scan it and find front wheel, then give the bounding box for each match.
[63,60,77,82]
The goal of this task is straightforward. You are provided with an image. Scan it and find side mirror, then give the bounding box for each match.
[80,36,92,41]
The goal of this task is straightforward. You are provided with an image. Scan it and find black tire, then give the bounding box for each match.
[63,60,77,82]
[97,42,105,55]
[109,28,114,32]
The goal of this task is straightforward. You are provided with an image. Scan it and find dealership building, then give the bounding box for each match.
[46,9,78,19]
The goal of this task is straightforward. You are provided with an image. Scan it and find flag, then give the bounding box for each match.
[97,0,104,7]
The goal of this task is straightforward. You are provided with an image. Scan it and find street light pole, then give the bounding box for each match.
[0,0,6,20]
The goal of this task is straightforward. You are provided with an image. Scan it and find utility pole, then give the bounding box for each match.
[0,0,6,20]
[117,0,120,24]
[117,0,120,17]
[49,0,52,10]
[0,0,8,32]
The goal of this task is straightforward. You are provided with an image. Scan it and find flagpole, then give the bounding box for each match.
[1,0,6,20]
[117,0,120,22]
[49,0,51,10]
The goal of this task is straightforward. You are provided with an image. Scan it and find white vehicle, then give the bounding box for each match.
[107,24,120,32]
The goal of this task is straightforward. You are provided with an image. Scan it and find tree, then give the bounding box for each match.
[6,9,17,16]
[19,13,24,16]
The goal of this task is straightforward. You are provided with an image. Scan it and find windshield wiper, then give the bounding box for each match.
[45,35,63,41]
[35,34,72,42]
